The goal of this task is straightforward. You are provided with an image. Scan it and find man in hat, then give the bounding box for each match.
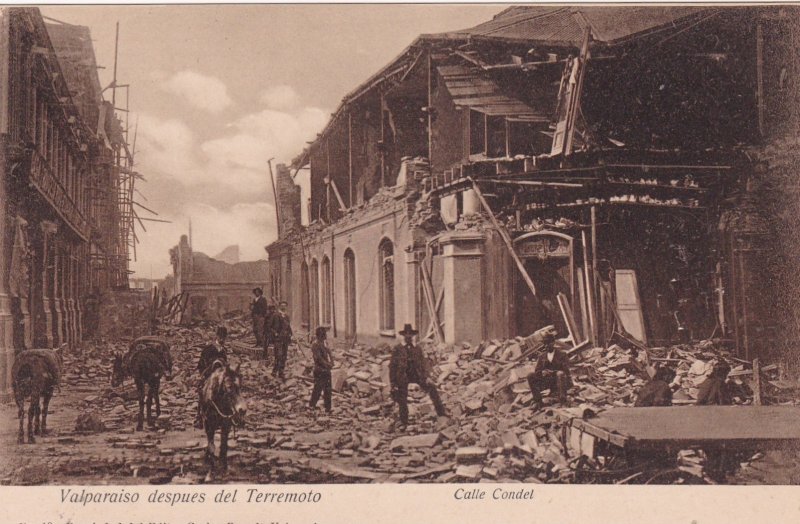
[696,361,732,405]
[526,332,572,407]
[309,326,334,413]
[270,300,293,380]
[389,324,446,430]
[251,287,268,348]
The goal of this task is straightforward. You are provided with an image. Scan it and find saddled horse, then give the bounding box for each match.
[199,361,246,476]
[111,337,173,431]
[13,346,64,443]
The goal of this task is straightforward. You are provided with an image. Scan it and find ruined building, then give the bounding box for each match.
[170,235,268,322]
[265,6,799,364]
[0,8,135,396]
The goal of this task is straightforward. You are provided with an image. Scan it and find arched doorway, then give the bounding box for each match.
[378,238,395,331]
[300,261,310,328]
[513,232,575,338]
[343,249,356,338]
[310,259,319,329]
[321,256,332,326]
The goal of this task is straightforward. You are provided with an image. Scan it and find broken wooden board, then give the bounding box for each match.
[570,406,800,451]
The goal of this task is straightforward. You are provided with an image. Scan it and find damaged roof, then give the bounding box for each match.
[438,64,548,122]
[291,5,719,168]
[45,21,103,123]
[450,5,713,46]
[190,252,268,284]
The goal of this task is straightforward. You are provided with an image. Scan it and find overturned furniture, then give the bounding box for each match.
[566,406,800,482]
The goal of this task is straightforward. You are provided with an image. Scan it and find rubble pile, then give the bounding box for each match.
[24,312,794,485]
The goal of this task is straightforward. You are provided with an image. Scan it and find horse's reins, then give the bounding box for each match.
[201,358,244,432]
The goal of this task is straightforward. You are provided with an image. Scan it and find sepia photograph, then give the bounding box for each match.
[1,2,800,494]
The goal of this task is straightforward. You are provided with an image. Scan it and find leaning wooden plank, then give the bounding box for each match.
[557,292,581,346]
[470,178,536,296]
[420,261,444,344]
[753,358,763,406]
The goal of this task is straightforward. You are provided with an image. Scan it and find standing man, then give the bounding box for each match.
[309,326,334,413]
[263,302,277,359]
[526,332,572,407]
[389,324,446,431]
[270,300,293,380]
[251,287,268,348]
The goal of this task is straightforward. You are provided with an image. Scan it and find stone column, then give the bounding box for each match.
[65,244,75,344]
[439,231,485,344]
[39,221,57,348]
[74,245,83,342]
[0,140,13,398]
[404,248,422,336]
[52,241,65,346]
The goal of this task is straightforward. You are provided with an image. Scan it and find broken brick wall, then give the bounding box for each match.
[92,289,153,342]
[275,163,302,234]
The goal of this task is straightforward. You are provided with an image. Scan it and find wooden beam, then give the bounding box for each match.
[329,178,348,212]
[420,261,444,344]
[470,178,536,296]
[756,21,765,137]
[753,358,763,406]
[348,112,353,207]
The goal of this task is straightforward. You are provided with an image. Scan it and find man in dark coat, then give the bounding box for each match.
[194,326,228,428]
[696,361,732,405]
[635,367,676,407]
[309,326,334,413]
[264,303,277,355]
[251,288,268,347]
[526,333,572,406]
[389,324,446,430]
[270,300,293,380]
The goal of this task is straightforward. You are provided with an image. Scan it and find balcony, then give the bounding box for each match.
[28,150,90,241]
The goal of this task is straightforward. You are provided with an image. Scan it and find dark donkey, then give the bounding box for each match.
[12,346,64,444]
[199,361,246,476]
[111,336,173,431]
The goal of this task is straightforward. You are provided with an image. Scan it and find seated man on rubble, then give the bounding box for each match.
[526,332,572,408]
[635,366,676,407]
[696,361,732,405]
[194,326,229,428]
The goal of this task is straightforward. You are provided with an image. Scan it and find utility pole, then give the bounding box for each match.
[267,158,281,238]
[112,21,119,108]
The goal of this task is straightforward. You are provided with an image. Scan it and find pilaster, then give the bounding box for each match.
[438,231,485,344]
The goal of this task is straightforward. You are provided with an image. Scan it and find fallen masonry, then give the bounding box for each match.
[4,312,799,485]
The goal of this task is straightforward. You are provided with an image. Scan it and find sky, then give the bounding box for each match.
[40,4,506,280]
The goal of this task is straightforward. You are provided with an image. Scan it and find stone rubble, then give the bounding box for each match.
[3,313,796,485]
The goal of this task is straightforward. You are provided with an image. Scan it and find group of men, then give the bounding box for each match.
[239,289,735,432]
[251,288,293,380]
[306,322,448,430]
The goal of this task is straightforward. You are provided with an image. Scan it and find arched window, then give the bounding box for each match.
[310,259,320,329]
[300,261,310,327]
[343,249,356,337]
[321,256,332,326]
[379,239,395,331]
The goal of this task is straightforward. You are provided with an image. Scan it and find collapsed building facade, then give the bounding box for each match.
[170,235,269,322]
[0,8,136,396]
[266,6,799,364]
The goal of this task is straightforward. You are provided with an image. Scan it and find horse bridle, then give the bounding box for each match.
[203,361,244,428]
